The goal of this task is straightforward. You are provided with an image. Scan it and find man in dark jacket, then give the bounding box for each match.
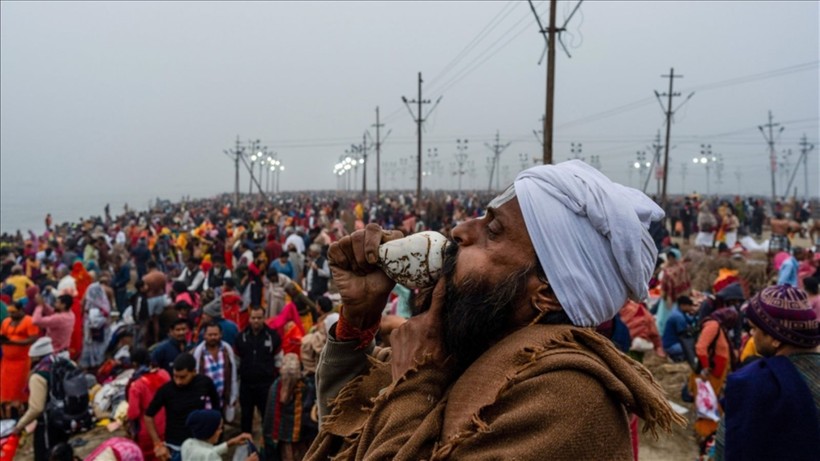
[151,318,191,375]
[234,305,281,434]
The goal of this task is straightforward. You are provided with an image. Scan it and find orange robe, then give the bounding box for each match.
[0,316,40,402]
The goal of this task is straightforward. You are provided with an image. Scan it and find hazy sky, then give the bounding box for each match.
[1,1,818,231]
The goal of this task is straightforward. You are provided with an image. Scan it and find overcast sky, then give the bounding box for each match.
[1,1,818,231]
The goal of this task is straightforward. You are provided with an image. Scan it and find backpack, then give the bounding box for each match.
[45,358,93,435]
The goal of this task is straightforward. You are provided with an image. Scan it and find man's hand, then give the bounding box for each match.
[154,443,170,461]
[390,278,449,381]
[328,223,404,329]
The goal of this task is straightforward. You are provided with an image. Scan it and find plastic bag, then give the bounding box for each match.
[232,444,250,461]
[695,377,720,422]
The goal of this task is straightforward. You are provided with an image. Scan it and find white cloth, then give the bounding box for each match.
[56,275,77,296]
[725,231,738,249]
[514,160,664,327]
[192,341,239,408]
[285,233,306,254]
[180,438,228,461]
[695,231,715,248]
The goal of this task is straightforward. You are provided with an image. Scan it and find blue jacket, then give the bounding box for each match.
[151,337,189,374]
[722,355,820,460]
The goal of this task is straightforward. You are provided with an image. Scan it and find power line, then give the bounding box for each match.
[382,2,524,125]
[426,3,546,98]
[685,60,818,93]
[556,61,818,130]
[427,2,519,88]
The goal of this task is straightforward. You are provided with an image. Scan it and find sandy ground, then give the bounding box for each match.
[637,352,699,461]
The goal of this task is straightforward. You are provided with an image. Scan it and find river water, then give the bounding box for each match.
[0,188,166,235]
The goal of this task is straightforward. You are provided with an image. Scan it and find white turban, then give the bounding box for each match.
[514,160,664,327]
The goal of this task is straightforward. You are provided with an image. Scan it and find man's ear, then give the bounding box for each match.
[530,279,561,314]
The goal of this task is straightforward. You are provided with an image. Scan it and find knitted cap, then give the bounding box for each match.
[186,409,222,440]
[745,285,820,348]
[202,298,223,318]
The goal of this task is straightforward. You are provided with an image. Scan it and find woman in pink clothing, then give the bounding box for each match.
[126,348,170,461]
[32,294,76,354]
[266,300,305,340]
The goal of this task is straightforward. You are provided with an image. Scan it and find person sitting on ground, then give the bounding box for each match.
[180,409,256,461]
[773,251,798,287]
[663,295,699,364]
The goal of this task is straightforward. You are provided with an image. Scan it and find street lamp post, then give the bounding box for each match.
[454,139,469,192]
[589,155,601,170]
[693,144,717,195]
[426,147,438,190]
[518,153,530,171]
[247,139,261,195]
[249,145,267,198]
[633,151,650,192]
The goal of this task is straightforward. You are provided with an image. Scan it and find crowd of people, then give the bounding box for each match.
[0,171,817,461]
[0,190,495,461]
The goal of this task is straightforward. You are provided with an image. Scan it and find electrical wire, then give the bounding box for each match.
[427,1,519,88]
[381,2,520,125]
[426,3,548,98]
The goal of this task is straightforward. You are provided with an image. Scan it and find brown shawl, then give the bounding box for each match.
[305,324,685,461]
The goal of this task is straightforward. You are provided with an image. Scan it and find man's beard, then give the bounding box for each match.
[433,241,534,373]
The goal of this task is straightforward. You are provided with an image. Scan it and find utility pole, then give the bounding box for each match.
[644,131,662,196]
[785,134,815,199]
[654,132,663,196]
[485,131,511,192]
[246,139,261,195]
[656,68,683,211]
[758,110,783,202]
[373,107,384,198]
[800,134,814,199]
[680,162,688,195]
[454,139,470,192]
[528,0,583,164]
[402,72,442,200]
[361,132,368,196]
[544,0,557,165]
[223,136,246,208]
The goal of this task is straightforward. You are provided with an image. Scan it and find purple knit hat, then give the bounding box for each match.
[745,285,820,348]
